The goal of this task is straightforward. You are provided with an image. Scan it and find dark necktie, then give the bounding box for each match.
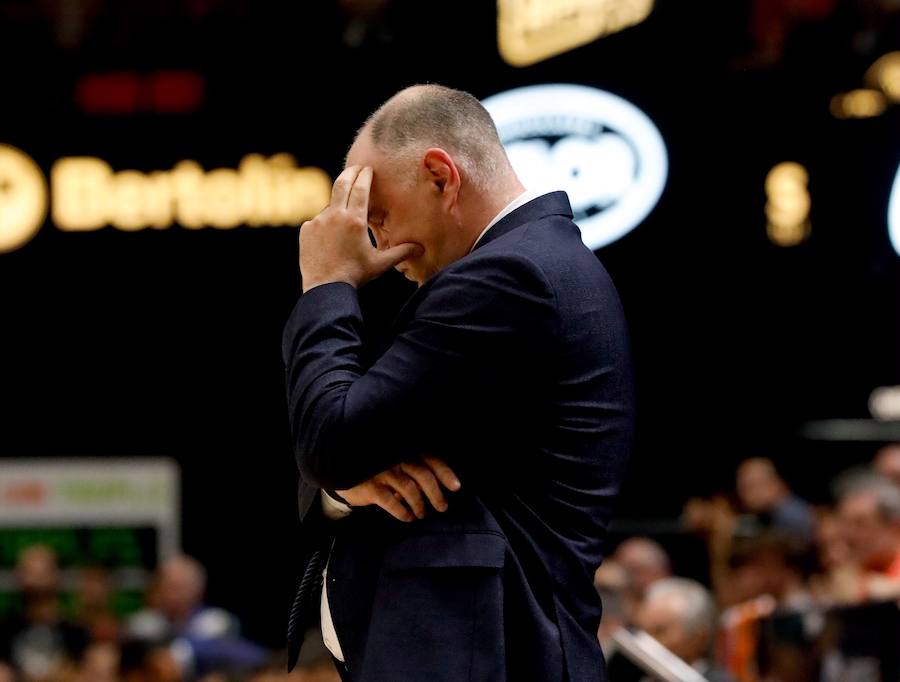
[286,541,330,672]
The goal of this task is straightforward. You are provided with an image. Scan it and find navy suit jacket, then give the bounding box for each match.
[282,191,634,681]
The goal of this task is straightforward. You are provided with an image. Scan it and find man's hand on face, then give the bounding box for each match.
[335,456,461,522]
[299,165,422,293]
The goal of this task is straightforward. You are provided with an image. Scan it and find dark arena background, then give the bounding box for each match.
[2,1,900,681]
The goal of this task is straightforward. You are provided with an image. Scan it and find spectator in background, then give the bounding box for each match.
[120,638,184,682]
[72,566,119,642]
[873,443,900,488]
[70,641,120,682]
[724,533,814,611]
[612,537,672,602]
[0,545,89,681]
[125,555,266,679]
[809,510,859,604]
[636,578,735,682]
[837,472,900,599]
[735,458,815,543]
[127,556,238,643]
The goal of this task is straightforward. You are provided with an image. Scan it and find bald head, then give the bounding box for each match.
[357,84,513,190]
[343,84,525,286]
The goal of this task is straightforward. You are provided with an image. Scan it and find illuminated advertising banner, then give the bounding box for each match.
[497,0,654,67]
[482,83,667,251]
[0,144,331,254]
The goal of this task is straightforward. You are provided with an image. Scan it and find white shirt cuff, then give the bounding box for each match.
[321,490,353,519]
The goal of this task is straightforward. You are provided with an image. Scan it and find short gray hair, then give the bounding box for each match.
[644,577,717,636]
[361,84,510,190]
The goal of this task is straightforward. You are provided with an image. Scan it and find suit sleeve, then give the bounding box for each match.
[282,253,557,490]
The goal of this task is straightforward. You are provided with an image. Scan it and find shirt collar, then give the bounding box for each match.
[468,188,549,253]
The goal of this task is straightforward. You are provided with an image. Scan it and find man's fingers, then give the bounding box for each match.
[374,243,423,272]
[374,485,414,522]
[330,165,362,208]
[400,461,448,512]
[347,166,372,217]
[384,470,427,519]
[421,455,462,492]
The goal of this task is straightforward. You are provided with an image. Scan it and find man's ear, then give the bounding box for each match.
[422,148,461,203]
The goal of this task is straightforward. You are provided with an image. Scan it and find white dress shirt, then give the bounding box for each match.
[319,492,351,661]
[317,187,551,662]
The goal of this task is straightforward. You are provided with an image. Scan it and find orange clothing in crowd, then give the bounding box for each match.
[885,550,900,578]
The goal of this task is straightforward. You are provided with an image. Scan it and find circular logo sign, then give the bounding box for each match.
[889,163,900,257]
[482,84,667,251]
[0,144,47,254]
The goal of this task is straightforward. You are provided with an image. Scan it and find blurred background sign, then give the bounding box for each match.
[0,459,179,615]
[0,146,330,254]
[482,83,668,251]
[497,0,655,66]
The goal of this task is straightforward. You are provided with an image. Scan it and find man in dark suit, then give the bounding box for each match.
[282,84,634,681]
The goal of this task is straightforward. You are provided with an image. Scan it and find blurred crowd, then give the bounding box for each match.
[598,442,900,682]
[0,550,339,682]
[2,444,898,682]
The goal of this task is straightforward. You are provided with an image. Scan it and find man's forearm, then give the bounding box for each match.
[282,282,417,489]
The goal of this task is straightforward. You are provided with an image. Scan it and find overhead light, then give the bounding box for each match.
[0,145,48,254]
[865,52,900,103]
[870,385,900,421]
[830,89,887,119]
[765,162,811,247]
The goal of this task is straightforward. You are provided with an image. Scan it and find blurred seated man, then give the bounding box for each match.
[126,555,266,677]
[127,555,238,642]
[873,443,900,488]
[612,537,672,602]
[736,458,815,542]
[809,509,859,604]
[72,641,120,682]
[0,545,89,680]
[726,533,814,610]
[72,566,119,642]
[837,473,900,600]
[636,578,735,682]
[609,537,672,632]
